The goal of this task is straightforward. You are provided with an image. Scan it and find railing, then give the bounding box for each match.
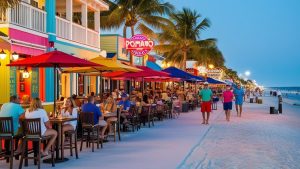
[72,23,86,44]
[56,16,71,40]
[87,29,99,48]
[9,2,46,33]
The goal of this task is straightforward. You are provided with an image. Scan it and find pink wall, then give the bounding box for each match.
[9,28,48,56]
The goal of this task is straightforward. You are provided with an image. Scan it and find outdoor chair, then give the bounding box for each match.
[156,104,165,121]
[108,107,121,142]
[140,106,151,127]
[80,112,102,152]
[0,117,22,169]
[124,105,140,132]
[19,118,55,169]
[64,117,79,159]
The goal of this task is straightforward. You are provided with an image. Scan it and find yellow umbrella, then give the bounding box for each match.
[62,55,140,73]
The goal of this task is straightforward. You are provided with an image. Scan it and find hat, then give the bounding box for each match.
[204,82,209,85]
[121,93,128,98]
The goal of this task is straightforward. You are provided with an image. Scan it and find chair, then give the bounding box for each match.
[19,118,55,169]
[64,122,79,159]
[80,112,102,152]
[0,117,16,169]
[109,107,121,142]
[156,104,165,121]
[140,106,150,127]
[124,105,140,132]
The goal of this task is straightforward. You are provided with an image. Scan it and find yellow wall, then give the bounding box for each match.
[61,74,71,98]
[90,76,96,94]
[0,50,11,104]
[100,36,117,53]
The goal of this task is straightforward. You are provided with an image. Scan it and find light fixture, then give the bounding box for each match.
[0,49,6,60]
[245,70,251,77]
[208,64,214,69]
[12,51,19,61]
[22,68,30,79]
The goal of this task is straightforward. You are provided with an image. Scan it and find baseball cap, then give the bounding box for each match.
[204,82,209,85]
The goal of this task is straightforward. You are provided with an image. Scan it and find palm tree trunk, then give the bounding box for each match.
[123,26,127,38]
[182,51,187,70]
[130,26,135,65]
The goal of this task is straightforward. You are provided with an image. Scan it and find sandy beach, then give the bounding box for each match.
[1,96,300,169]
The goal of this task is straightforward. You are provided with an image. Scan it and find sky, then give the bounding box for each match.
[102,0,300,87]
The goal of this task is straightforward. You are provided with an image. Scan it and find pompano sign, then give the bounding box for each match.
[125,34,154,57]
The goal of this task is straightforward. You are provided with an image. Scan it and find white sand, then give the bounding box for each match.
[179,97,300,169]
[1,96,300,169]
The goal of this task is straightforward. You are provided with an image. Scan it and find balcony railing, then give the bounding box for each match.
[56,16,71,40]
[72,23,86,44]
[2,2,47,33]
[87,29,99,48]
[56,16,99,48]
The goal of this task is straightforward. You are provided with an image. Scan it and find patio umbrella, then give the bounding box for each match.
[62,56,140,95]
[7,50,101,113]
[163,67,204,82]
[62,56,140,73]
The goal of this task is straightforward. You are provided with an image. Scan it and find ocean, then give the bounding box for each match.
[265,87,300,105]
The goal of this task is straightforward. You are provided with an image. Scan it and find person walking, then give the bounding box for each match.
[222,85,234,122]
[199,82,213,125]
[233,84,245,117]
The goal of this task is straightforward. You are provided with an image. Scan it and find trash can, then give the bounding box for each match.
[270,106,278,114]
[182,102,189,112]
[250,98,254,103]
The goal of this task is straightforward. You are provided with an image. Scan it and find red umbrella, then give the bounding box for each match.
[7,50,100,67]
[7,50,102,113]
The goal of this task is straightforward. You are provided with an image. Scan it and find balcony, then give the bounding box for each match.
[56,16,100,49]
[0,2,46,33]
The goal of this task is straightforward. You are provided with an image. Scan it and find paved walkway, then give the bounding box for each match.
[1,107,222,169]
[2,97,300,169]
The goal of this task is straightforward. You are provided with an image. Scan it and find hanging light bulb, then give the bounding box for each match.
[12,51,19,60]
[0,49,7,60]
[22,68,30,79]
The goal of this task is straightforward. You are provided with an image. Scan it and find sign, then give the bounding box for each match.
[31,68,39,98]
[207,68,223,80]
[125,34,154,57]
[9,67,17,96]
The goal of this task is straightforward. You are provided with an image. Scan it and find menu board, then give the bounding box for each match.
[9,67,17,96]
[31,68,39,98]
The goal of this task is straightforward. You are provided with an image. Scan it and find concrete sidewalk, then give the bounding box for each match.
[1,106,223,169]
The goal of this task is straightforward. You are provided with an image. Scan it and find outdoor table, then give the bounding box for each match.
[104,112,117,120]
[46,117,77,163]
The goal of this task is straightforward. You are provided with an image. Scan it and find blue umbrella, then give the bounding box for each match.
[163,67,204,82]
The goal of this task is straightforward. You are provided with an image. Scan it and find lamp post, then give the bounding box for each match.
[12,52,19,61]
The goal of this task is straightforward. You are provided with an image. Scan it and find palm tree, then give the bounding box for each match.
[154,8,224,70]
[0,0,20,10]
[100,0,174,64]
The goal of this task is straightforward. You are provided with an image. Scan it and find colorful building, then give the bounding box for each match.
[0,0,109,104]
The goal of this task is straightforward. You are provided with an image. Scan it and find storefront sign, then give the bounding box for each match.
[125,34,154,57]
[9,67,17,96]
[207,68,223,80]
[31,68,39,98]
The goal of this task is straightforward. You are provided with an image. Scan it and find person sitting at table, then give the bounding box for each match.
[81,96,107,138]
[117,93,131,124]
[60,97,78,145]
[102,96,117,133]
[72,94,82,108]
[0,95,25,154]
[25,98,57,156]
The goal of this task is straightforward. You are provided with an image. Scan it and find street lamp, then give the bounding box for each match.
[0,49,7,60]
[12,51,19,61]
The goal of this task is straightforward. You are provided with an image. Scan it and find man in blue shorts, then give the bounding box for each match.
[233,84,245,117]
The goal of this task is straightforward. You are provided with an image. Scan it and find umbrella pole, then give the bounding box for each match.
[53,65,57,116]
[142,77,144,95]
[100,73,102,97]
